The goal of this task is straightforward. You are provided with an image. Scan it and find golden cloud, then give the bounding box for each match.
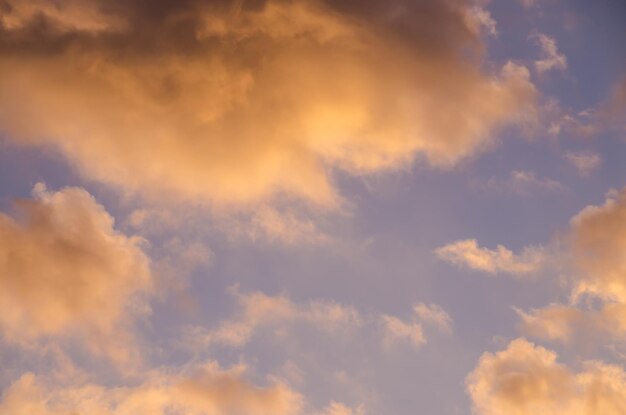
[570,188,626,302]
[0,184,151,364]
[435,239,546,276]
[467,338,626,415]
[0,0,537,207]
[0,363,302,415]
[513,188,626,346]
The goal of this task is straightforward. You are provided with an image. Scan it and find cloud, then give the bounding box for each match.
[570,188,626,302]
[0,0,537,207]
[516,302,626,346]
[532,33,567,74]
[464,6,498,37]
[467,338,626,415]
[514,188,626,346]
[0,0,126,32]
[0,363,303,415]
[435,239,546,276]
[484,170,565,195]
[185,286,450,354]
[546,76,625,138]
[184,286,362,349]
[519,0,537,9]
[413,303,453,333]
[381,302,452,348]
[219,205,331,245]
[565,151,602,176]
[380,315,426,349]
[316,401,365,415]
[0,184,151,364]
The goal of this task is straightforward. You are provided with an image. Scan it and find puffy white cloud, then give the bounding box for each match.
[436,239,545,276]
[467,338,626,415]
[0,184,151,364]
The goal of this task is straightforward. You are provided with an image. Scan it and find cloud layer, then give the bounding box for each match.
[0,0,537,206]
[0,363,302,415]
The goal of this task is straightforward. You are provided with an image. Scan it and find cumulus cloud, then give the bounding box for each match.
[0,0,537,207]
[0,363,303,415]
[0,184,151,364]
[467,338,626,415]
[570,188,626,302]
[532,33,567,74]
[565,151,602,176]
[514,188,626,346]
[516,302,626,346]
[436,239,546,276]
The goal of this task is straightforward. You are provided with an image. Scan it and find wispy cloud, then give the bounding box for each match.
[532,33,567,74]
[565,151,602,176]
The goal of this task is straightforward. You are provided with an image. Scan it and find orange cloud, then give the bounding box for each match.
[0,184,151,365]
[0,363,302,415]
[0,0,537,207]
[570,188,626,302]
[467,338,626,415]
[436,239,546,276]
[513,188,626,346]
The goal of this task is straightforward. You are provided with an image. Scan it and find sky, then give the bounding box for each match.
[0,0,625,414]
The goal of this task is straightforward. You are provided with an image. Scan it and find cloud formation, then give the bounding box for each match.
[0,184,151,364]
[185,286,362,349]
[533,33,567,74]
[381,315,426,349]
[483,170,565,195]
[0,0,537,207]
[467,338,626,415]
[436,239,545,276]
[565,151,602,176]
[381,302,453,348]
[514,188,626,345]
[0,363,302,415]
[570,188,626,302]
